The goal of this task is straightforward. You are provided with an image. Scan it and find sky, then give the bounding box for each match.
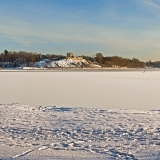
[0,0,160,61]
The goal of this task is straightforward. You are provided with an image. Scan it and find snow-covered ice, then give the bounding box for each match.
[0,71,160,109]
[1,103,160,159]
[1,71,160,159]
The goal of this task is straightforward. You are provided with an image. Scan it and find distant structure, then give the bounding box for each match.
[13,58,26,67]
[66,52,83,60]
[66,52,74,59]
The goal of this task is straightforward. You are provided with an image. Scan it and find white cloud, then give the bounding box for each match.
[142,0,160,9]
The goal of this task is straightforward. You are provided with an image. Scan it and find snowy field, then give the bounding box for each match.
[1,71,160,159]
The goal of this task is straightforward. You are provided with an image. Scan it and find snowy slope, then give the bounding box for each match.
[1,103,160,159]
[34,59,101,68]
[34,60,47,68]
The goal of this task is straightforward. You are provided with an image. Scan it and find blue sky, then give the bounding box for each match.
[0,0,160,61]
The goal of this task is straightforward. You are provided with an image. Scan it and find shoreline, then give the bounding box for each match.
[0,68,159,72]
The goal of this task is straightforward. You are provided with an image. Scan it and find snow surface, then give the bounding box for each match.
[0,71,160,109]
[1,71,160,159]
[1,103,160,159]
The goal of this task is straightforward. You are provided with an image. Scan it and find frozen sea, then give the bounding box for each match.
[1,71,160,159]
[0,71,160,110]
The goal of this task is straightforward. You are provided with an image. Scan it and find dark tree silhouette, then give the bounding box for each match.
[95,53,103,64]
[4,50,8,56]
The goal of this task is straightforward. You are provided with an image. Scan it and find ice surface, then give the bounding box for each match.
[0,71,160,109]
[0,103,160,159]
[1,71,160,159]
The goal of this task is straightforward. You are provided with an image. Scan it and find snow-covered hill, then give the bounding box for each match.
[34,59,101,68]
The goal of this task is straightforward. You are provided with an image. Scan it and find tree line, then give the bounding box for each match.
[0,50,156,68]
[84,53,146,68]
[0,50,65,66]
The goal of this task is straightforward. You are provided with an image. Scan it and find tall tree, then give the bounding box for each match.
[4,50,8,56]
[95,53,103,64]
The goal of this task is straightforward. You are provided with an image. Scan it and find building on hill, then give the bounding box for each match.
[66,52,83,60]
[66,52,74,59]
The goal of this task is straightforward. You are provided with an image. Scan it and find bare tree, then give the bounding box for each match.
[95,53,103,64]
